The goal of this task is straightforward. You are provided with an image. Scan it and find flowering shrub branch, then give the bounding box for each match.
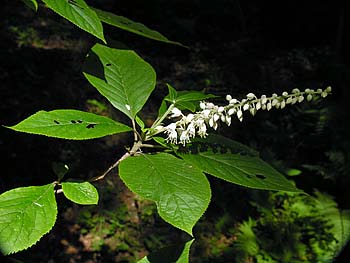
[154,87,332,146]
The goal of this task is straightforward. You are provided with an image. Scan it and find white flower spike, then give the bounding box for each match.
[159,87,331,145]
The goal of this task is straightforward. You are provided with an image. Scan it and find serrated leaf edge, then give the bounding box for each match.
[1,184,58,255]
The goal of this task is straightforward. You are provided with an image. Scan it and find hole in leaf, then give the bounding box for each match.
[246,174,254,179]
[77,120,83,123]
[255,174,266,180]
[70,120,77,124]
[54,120,60,124]
[106,63,112,66]
[86,123,97,129]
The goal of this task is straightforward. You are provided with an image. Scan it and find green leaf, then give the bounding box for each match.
[137,239,194,263]
[172,90,217,103]
[92,8,186,47]
[0,184,57,255]
[157,99,168,117]
[313,191,350,260]
[165,90,218,112]
[52,162,69,181]
[41,0,105,42]
[22,0,38,11]
[286,168,302,176]
[135,115,145,130]
[179,151,301,192]
[83,43,156,119]
[7,109,132,140]
[61,182,98,205]
[192,134,259,157]
[166,83,178,103]
[119,153,211,235]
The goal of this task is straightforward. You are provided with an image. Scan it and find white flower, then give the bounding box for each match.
[185,114,194,123]
[187,122,196,138]
[246,93,256,100]
[286,97,293,104]
[271,99,278,106]
[213,114,220,122]
[237,110,243,121]
[158,86,331,145]
[225,115,232,126]
[196,119,207,137]
[202,109,211,118]
[250,107,256,116]
[165,123,178,143]
[179,130,190,145]
[228,108,236,115]
[170,107,182,117]
[267,102,272,111]
[256,101,261,110]
[218,106,225,113]
[209,117,214,127]
[229,98,238,104]
[280,100,286,109]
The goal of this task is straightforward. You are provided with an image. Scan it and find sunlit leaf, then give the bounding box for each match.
[7,109,132,140]
[83,43,156,119]
[61,182,98,205]
[0,184,57,255]
[119,153,211,235]
[41,0,105,42]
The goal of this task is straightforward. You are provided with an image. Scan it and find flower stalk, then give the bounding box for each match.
[155,87,332,146]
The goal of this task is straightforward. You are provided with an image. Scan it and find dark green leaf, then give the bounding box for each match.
[166,84,178,103]
[179,151,301,192]
[192,134,259,157]
[93,8,186,47]
[165,90,217,103]
[41,0,105,42]
[83,43,156,119]
[7,109,132,140]
[119,153,211,235]
[52,162,69,181]
[137,239,194,263]
[0,184,57,255]
[163,90,217,112]
[157,99,168,118]
[61,182,98,205]
[313,191,350,260]
[22,0,38,11]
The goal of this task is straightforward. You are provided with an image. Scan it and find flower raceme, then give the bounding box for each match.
[156,87,332,146]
